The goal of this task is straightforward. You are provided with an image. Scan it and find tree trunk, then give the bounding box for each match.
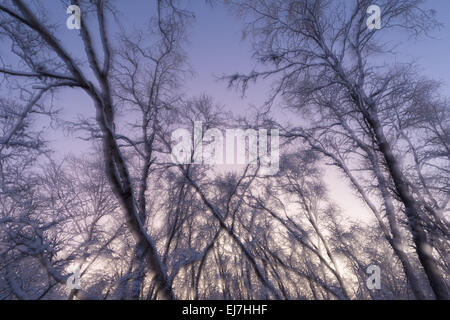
[366,109,449,300]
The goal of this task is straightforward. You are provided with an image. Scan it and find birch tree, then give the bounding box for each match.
[0,0,195,299]
[226,0,449,299]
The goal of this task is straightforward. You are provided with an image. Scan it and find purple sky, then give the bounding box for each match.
[13,0,449,221]
[40,0,450,154]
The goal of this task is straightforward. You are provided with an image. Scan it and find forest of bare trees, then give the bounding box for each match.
[0,0,448,300]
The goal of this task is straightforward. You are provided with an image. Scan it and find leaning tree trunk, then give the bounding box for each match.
[366,108,449,300]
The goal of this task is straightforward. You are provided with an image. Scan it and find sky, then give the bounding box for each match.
[15,0,450,222]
